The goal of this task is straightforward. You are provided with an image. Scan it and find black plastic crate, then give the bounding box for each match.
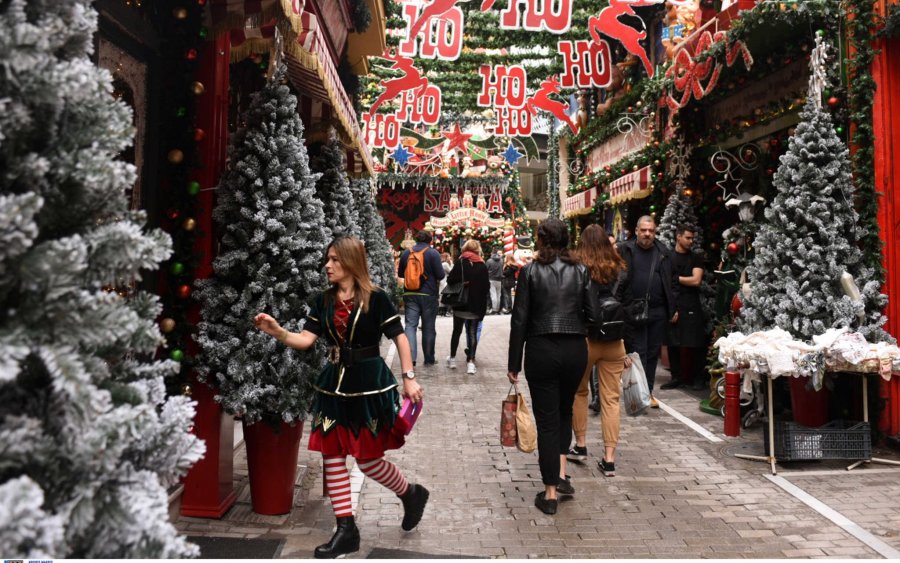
[763,420,872,461]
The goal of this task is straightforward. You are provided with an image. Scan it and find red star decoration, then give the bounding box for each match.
[442,123,473,154]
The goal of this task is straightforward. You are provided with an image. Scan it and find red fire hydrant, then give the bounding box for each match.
[724,370,741,437]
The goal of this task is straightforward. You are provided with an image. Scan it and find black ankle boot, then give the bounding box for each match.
[314,516,360,559]
[399,483,430,531]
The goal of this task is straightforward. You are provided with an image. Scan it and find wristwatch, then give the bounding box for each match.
[401,370,416,380]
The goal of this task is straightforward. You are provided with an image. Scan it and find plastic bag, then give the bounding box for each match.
[621,352,651,416]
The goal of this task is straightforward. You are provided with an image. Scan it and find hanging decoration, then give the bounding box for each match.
[502,143,524,166]
[665,30,754,111]
[403,0,466,61]
[392,145,414,166]
[488,0,574,33]
[527,75,579,134]
[588,0,657,77]
[442,122,474,153]
[367,52,430,118]
[807,33,829,111]
[478,64,532,136]
[709,144,760,202]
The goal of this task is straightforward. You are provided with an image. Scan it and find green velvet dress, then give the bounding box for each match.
[305,289,406,458]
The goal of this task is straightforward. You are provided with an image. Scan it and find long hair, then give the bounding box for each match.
[324,236,375,312]
[576,224,626,284]
[535,218,576,265]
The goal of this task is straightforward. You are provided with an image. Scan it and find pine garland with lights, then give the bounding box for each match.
[547,130,561,219]
[504,169,530,237]
[154,0,206,397]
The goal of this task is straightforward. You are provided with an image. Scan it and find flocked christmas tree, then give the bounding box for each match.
[195,65,327,427]
[0,0,204,556]
[740,37,889,342]
[310,128,361,239]
[350,177,396,295]
[657,184,704,252]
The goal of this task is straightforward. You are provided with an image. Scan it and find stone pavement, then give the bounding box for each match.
[176,314,900,559]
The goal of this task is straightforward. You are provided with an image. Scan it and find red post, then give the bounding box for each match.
[724,370,741,437]
[872,0,900,436]
[180,33,237,518]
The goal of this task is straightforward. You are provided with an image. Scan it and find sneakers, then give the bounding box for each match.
[650,395,660,408]
[556,475,575,496]
[599,458,616,477]
[446,356,457,369]
[660,379,682,390]
[466,361,476,375]
[566,445,588,462]
[534,491,558,515]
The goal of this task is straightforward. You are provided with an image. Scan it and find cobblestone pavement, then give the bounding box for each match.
[176,314,900,559]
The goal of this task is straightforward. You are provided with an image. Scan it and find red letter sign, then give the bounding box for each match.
[477,64,528,108]
[399,3,464,61]
[497,0,573,33]
[558,39,612,88]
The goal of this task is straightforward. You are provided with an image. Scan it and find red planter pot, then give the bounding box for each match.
[242,419,304,515]
[789,376,829,428]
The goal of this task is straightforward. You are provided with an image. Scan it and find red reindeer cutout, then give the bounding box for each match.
[368,51,429,118]
[407,0,466,41]
[527,75,578,134]
[588,0,657,78]
[480,0,495,9]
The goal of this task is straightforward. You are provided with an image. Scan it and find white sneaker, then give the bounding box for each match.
[447,356,457,369]
[466,362,476,375]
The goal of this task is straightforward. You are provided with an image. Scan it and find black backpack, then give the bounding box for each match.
[588,275,625,341]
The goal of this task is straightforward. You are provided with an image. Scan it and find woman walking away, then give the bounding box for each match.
[255,236,428,559]
[446,240,490,374]
[501,253,519,313]
[507,219,595,515]
[570,225,630,477]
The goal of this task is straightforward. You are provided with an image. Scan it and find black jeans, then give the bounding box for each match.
[523,334,588,486]
[631,307,668,392]
[450,315,480,361]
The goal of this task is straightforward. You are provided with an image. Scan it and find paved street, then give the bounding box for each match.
[177,314,900,558]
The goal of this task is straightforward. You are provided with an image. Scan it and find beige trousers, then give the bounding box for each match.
[572,339,627,447]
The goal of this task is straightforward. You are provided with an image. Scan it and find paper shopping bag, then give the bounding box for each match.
[500,385,518,447]
[515,390,537,453]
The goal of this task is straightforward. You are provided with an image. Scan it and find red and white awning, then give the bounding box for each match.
[563,187,598,218]
[609,165,652,205]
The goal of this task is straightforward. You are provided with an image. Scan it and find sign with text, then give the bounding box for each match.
[431,208,507,228]
[586,129,650,173]
[558,39,612,88]
[490,0,574,33]
[363,112,401,149]
[399,2,464,61]
[423,185,504,213]
[397,83,443,125]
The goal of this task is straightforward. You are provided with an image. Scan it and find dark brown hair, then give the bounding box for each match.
[535,218,576,265]
[576,224,626,284]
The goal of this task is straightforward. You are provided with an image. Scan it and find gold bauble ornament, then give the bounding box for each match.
[181,384,192,396]
[191,81,205,95]
[183,217,197,231]
[173,7,188,19]
[160,317,176,333]
[168,149,184,164]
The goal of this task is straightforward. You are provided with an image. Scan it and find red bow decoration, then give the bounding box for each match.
[665,31,753,111]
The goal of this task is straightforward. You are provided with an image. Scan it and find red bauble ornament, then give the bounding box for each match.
[827,96,840,108]
[730,292,743,316]
[185,48,198,61]
[177,284,192,299]
[194,128,205,141]
[166,208,180,220]
[726,242,739,255]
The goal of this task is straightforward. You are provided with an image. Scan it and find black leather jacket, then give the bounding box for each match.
[507,258,596,373]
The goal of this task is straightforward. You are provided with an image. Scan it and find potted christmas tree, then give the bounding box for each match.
[0,0,204,556]
[195,65,328,515]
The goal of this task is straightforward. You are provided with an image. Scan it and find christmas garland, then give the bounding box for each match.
[847,0,885,282]
[569,82,652,154]
[376,172,510,190]
[884,3,900,38]
[547,129,561,219]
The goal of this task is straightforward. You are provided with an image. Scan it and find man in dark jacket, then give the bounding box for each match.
[617,216,678,407]
[485,248,503,314]
[398,230,445,366]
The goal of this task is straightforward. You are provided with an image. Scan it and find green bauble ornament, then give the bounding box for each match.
[836,126,844,134]
[170,349,185,362]
[176,106,187,117]
[199,27,209,39]
[188,181,201,195]
[171,262,185,275]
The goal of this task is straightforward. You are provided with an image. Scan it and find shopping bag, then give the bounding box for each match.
[500,385,518,447]
[515,390,537,453]
[394,397,423,436]
[621,352,651,416]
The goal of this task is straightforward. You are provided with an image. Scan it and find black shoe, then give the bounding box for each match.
[534,491,558,515]
[588,397,601,413]
[314,516,360,559]
[660,379,682,390]
[599,458,616,477]
[399,483,429,531]
[566,445,587,462]
[556,475,575,496]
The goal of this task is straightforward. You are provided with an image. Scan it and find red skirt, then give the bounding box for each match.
[308,420,406,459]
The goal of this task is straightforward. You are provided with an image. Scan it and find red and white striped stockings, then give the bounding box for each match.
[323,456,410,518]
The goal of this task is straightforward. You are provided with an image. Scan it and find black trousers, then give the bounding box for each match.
[631,307,668,392]
[524,334,588,486]
[450,315,480,361]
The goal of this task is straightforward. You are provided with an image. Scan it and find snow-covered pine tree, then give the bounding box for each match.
[310,128,360,239]
[195,65,327,427]
[657,184,703,252]
[0,0,204,557]
[350,177,396,294]
[740,99,890,342]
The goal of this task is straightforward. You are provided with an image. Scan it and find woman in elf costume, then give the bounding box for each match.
[255,236,428,559]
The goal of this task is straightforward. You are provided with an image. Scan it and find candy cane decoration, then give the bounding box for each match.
[503,221,516,256]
